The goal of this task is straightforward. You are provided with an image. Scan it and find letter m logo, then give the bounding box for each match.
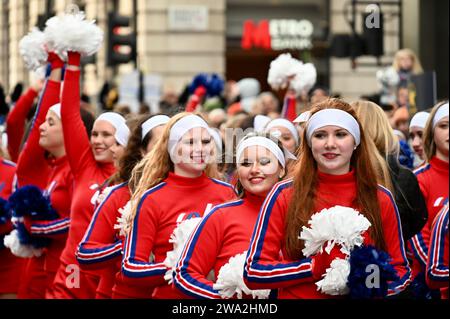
[241,20,271,50]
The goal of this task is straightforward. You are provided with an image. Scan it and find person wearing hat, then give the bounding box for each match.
[174,132,288,299]
[410,101,449,288]
[75,114,169,299]
[121,113,236,298]
[409,111,430,167]
[243,98,410,298]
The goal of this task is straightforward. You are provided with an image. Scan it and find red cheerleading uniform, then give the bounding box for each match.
[174,192,264,299]
[48,69,115,299]
[0,158,25,295]
[5,87,38,162]
[122,172,236,299]
[426,201,449,299]
[76,182,150,298]
[243,170,411,299]
[15,79,72,298]
[410,157,449,277]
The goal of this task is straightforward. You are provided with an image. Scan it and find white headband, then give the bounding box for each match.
[115,121,130,147]
[48,103,61,119]
[236,136,295,169]
[293,111,311,124]
[141,115,170,141]
[265,118,299,146]
[208,128,222,153]
[96,112,128,147]
[168,115,210,160]
[306,109,361,146]
[254,115,271,132]
[409,111,429,130]
[433,102,449,128]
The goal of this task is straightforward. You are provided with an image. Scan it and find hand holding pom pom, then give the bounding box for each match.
[47,52,65,70]
[312,244,347,281]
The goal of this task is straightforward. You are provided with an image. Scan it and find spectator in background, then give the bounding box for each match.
[253,92,280,116]
[208,108,227,129]
[159,84,181,116]
[308,85,330,105]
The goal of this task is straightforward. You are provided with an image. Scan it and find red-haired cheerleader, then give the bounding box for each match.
[121,113,236,298]
[76,115,169,298]
[243,99,411,299]
[174,132,288,299]
[426,200,449,299]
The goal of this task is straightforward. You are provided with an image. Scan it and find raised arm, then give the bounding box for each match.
[61,52,96,176]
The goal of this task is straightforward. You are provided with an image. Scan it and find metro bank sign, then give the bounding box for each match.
[241,19,314,51]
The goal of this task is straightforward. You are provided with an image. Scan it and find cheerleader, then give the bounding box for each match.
[121,112,236,298]
[174,132,287,299]
[410,102,449,281]
[243,98,411,298]
[13,53,70,298]
[76,114,169,299]
[409,111,430,167]
[48,51,124,299]
[426,200,449,299]
[0,144,23,298]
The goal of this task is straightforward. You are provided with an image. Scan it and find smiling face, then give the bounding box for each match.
[173,127,213,178]
[39,110,64,154]
[434,116,449,160]
[91,120,116,163]
[310,125,356,175]
[237,145,283,197]
[410,126,425,159]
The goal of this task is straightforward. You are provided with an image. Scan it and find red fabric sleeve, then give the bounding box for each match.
[60,69,96,177]
[5,88,38,162]
[16,81,61,188]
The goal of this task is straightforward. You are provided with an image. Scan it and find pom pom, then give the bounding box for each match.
[398,140,414,169]
[164,217,202,284]
[316,258,350,295]
[267,53,302,90]
[0,197,10,225]
[19,28,48,71]
[189,73,224,98]
[299,205,371,257]
[376,67,399,88]
[347,245,399,299]
[90,185,114,207]
[3,229,43,258]
[290,63,317,95]
[44,11,103,57]
[114,200,132,238]
[213,252,270,299]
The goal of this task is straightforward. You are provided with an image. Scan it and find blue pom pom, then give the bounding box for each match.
[0,197,10,225]
[8,185,58,220]
[189,73,208,94]
[398,140,414,169]
[7,185,58,249]
[189,73,224,98]
[348,245,399,299]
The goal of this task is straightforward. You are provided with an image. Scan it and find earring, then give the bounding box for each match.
[354,146,357,150]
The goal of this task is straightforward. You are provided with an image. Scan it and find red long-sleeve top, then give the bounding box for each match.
[5,88,38,162]
[122,172,236,299]
[426,201,449,299]
[410,157,449,275]
[59,69,115,266]
[0,157,16,235]
[174,192,264,299]
[243,170,411,299]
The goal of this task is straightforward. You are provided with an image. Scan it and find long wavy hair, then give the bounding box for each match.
[285,98,387,259]
[422,100,449,161]
[125,112,220,234]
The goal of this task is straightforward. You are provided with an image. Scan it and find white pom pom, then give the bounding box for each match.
[32,66,47,81]
[3,230,44,258]
[299,205,371,257]
[114,201,132,238]
[44,11,103,56]
[290,63,317,95]
[213,252,270,299]
[267,53,303,90]
[163,218,202,284]
[376,67,400,88]
[316,258,350,295]
[19,28,48,71]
